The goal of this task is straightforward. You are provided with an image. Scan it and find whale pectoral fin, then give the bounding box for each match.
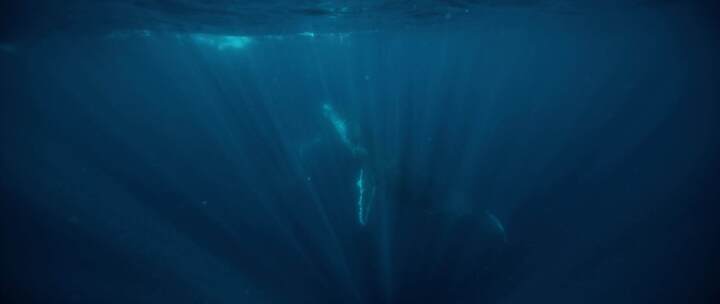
[485,211,507,243]
[356,168,378,226]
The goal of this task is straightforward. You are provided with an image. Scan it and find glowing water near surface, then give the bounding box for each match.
[1,1,719,304]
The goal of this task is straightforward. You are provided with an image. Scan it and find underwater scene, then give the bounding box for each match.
[1,1,719,303]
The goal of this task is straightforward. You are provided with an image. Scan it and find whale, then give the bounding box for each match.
[322,103,374,226]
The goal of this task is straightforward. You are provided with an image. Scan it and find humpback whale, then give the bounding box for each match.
[322,103,374,226]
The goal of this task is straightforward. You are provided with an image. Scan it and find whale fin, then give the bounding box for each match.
[485,211,507,243]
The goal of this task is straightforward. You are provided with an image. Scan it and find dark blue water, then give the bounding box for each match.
[1,1,719,303]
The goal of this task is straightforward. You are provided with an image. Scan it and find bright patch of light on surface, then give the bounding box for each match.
[190,34,253,50]
[106,29,358,45]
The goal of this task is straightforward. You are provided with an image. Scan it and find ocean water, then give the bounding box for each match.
[1,1,719,303]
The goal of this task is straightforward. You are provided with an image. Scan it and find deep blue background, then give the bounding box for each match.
[1,2,719,303]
